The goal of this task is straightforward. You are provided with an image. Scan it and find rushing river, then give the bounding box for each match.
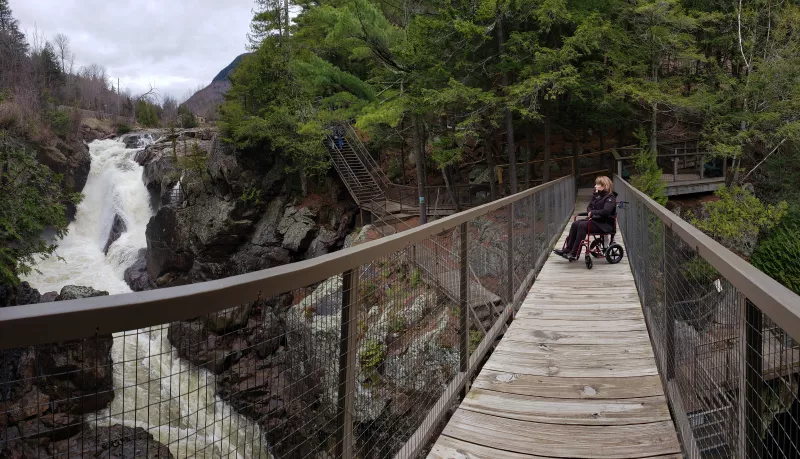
[22,137,269,459]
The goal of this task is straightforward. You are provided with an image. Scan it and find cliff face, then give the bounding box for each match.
[30,136,91,220]
[128,128,357,290]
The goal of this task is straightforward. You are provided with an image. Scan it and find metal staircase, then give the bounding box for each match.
[325,136,384,207]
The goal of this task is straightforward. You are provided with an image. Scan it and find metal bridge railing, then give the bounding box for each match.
[0,177,575,459]
[616,176,800,459]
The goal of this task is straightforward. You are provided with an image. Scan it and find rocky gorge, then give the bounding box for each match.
[2,127,490,459]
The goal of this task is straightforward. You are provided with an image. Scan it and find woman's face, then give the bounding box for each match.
[595,182,605,193]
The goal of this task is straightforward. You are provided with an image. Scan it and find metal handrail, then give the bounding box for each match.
[342,123,391,188]
[0,176,574,349]
[614,175,800,342]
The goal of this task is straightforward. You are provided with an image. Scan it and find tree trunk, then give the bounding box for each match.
[543,112,551,183]
[572,133,579,181]
[525,123,534,189]
[650,102,658,156]
[496,9,516,194]
[443,165,461,212]
[486,134,498,201]
[412,114,427,224]
[599,128,605,151]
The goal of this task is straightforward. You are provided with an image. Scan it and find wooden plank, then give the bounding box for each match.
[511,318,648,332]
[516,306,644,321]
[441,410,681,458]
[493,341,655,359]
[472,371,667,399]
[501,328,653,346]
[484,350,659,378]
[460,389,672,425]
[429,435,685,459]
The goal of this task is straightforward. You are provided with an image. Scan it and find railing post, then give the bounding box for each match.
[723,156,728,179]
[508,203,515,305]
[459,222,469,397]
[664,226,676,380]
[700,154,705,179]
[742,298,764,459]
[673,157,678,182]
[617,159,622,179]
[336,269,359,459]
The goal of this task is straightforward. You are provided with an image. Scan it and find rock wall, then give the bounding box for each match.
[0,284,173,458]
[128,129,357,290]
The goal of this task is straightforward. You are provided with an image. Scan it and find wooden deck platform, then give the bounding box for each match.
[428,191,681,458]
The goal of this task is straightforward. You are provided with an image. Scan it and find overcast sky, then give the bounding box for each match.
[10,0,255,101]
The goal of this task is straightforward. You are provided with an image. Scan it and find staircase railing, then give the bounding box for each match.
[0,176,575,459]
[615,175,800,459]
[341,123,391,189]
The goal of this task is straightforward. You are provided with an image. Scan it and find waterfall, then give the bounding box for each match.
[22,137,269,459]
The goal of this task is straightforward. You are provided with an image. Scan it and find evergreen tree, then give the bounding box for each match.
[39,42,63,86]
[0,0,27,56]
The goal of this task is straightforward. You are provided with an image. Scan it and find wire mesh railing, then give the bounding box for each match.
[616,176,800,459]
[1,176,575,459]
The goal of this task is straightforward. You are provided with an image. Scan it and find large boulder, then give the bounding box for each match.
[0,282,41,307]
[145,206,194,280]
[123,249,151,291]
[103,214,127,254]
[56,285,109,301]
[50,425,175,458]
[278,206,318,252]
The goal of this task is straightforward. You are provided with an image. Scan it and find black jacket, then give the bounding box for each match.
[587,190,618,233]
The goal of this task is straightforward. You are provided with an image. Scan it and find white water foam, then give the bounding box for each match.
[23,137,269,459]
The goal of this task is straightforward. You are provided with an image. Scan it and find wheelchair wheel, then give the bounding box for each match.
[589,239,604,258]
[585,253,593,269]
[606,244,624,264]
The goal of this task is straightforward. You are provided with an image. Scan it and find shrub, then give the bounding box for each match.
[410,269,421,288]
[751,209,800,295]
[117,123,132,135]
[688,186,787,258]
[48,109,72,139]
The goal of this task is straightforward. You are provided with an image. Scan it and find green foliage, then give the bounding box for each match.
[389,314,406,333]
[689,186,787,258]
[177,105,197,128]
[239,186,263,206]
[680,256,719,285]
[410,269,421,288]
[469,330,483,354]
[116,123,132,135]
[176,141,210,189]
[0,133,82,286]
[751,209,800,295]
[359,338,386,382]
[47,109,72,139]
[630,127,667,205]
[136,100,159,127]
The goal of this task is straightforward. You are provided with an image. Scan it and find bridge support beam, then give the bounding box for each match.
[742,298,764,459]
[336,269,359,459]
[459,222,469,397]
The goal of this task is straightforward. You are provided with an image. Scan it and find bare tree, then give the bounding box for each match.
[53,33,71,73]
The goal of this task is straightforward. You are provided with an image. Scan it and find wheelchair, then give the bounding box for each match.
[559,201,627,269]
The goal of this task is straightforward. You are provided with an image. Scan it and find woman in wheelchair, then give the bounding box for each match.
[555,176,617,261]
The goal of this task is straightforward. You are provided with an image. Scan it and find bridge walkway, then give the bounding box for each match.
[428,190,682,458]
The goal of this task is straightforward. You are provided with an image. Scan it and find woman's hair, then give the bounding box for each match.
[595,176,613,193]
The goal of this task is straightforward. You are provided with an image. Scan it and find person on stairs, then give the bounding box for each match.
[554,176,617,260]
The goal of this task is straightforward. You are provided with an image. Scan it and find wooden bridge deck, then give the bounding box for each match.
[428,192,681,458]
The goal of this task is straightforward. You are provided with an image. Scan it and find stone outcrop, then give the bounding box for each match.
[133,129,357,290]
[123,249,151,292]
[33,137,91,220]
[103,214,127,254]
